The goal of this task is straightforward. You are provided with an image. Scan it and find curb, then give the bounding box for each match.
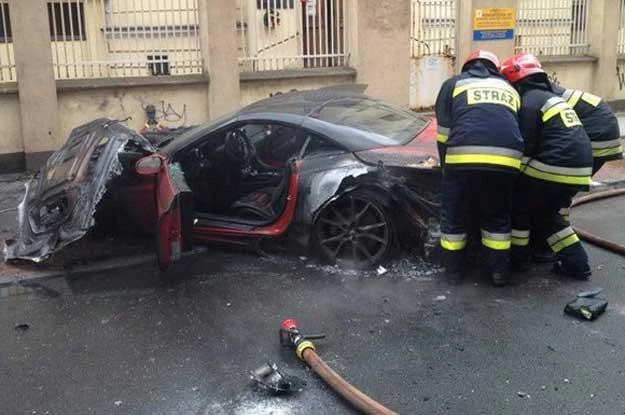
[0,247,208,288]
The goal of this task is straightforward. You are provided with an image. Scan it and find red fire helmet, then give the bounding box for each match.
[462,50,501,71]
[500,53,545,84]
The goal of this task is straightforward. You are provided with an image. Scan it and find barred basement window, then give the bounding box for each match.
[148,55,170,76]
[48,1,86,41]
[256,0,295,9]
[0,3,12,43]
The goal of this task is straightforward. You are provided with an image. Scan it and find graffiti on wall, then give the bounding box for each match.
[158,101,187,124]
[138,100,188,134]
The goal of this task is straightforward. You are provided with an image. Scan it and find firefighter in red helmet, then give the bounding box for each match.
[513,54,623,263]
[519,54,622,175]
[434,50,524,286]
[500,53,593,279]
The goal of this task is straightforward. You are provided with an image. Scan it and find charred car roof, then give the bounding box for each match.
[161,87,431,155]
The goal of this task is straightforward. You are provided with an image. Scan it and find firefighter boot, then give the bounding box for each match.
[485,247,511,287]
[552,260,591,280]
[443,250,464,285]
[490,269,510,287]
[551,243,592,280]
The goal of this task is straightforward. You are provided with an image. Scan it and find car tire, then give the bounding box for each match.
[312,189,397,269]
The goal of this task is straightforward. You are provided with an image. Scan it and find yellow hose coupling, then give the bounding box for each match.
[296,340,316,361]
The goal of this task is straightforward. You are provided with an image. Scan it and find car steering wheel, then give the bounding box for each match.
[225,129,256,165]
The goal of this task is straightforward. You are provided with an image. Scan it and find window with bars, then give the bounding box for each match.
[0,3,11,43]
[48,2,86,41]
[238,0,349,72]
[410,0,456,58]
[515,0,590,56]
[618,0,625,54]
[49,0,202,80]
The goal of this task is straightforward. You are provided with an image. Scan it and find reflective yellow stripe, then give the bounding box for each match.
[445,154,521,169]
[437,133,448,143]
[440,239,467,251]
[591,138,622,149]
[550,234,580,253]
[581,92,601,107]
[523,165,591,186]
[547,227,575,245]
[482,238,511,250]
[511,236,530,247]
[593,147,623,158]
[566,90,583,108]
[559,208,570,223]
[452,79,513,97]
[542,102,570,122]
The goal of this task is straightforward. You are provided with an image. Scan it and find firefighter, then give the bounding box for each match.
[500,53,593,280]
[434,50,524,287]
[551,83,622,175]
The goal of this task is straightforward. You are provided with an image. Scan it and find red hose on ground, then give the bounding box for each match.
[571,188,625,208]
[280,319,398,414]
[302,349,398,415]
[571,188,625,256]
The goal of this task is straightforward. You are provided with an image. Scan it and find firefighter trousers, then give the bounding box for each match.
[440,170,515,274]
[512,178,589,272]
[532,158,604,244]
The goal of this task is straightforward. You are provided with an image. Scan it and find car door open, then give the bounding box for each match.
[137,154,194,270]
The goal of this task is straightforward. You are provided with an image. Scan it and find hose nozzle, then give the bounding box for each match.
[279,318,325,360]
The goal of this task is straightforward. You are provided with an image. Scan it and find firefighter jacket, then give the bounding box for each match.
[551,83,623,162]
[435,64,524,173]
[517,84,593,191]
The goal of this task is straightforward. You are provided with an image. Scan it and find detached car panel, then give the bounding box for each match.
[4,119,155,262]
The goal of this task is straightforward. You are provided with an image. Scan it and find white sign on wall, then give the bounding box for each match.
[306,0,317,17]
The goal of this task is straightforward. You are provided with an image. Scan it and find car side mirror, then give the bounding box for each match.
[135,154,163,176]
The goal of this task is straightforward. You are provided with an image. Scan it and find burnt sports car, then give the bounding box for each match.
[5,86,442,269]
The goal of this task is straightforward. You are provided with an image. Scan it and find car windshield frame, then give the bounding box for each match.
[307,97,430,146]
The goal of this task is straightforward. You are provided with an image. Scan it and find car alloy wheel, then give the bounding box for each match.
[313,190,395,268]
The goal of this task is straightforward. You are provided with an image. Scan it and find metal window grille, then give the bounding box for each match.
[237,0,349,72]
[50,0,202,80]
[0,2,15,82]
[619,0,625,54]
[410,0,456,58]
[515,0,590,56]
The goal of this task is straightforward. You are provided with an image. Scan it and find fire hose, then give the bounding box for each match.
[571,188,625,256]
[280,319,398,415]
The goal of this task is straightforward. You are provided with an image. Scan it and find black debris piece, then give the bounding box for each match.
[565,290,608,320]
[250,362,305,395]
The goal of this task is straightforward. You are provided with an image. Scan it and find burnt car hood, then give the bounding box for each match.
[354,116,440,169]
[4,118,155,263]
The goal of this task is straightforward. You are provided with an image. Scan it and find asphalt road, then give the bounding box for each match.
[1,197,625,415]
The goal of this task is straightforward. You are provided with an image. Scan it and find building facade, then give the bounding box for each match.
[0,0,623,172]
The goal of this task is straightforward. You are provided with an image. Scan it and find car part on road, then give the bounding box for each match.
[14,323,29,331]
[564,291,608,321]
[576,287,603,298]
[279,318,398,415]
[249,362,304,394]
[571,188,625,257]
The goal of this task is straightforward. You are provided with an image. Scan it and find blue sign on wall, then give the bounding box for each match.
[473,29,514,41]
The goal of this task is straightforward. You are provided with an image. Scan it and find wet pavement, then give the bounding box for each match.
[1,197,625,414]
